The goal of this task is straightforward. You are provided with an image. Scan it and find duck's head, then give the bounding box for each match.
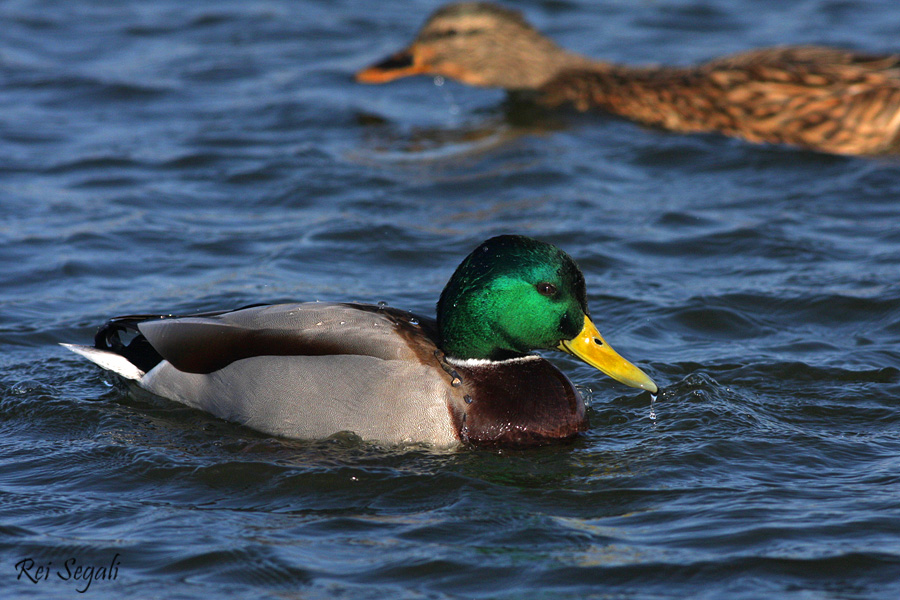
[437,235,658,393]
[356,2,583,91]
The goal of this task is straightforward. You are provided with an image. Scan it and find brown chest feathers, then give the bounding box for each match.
[442,355,589,447]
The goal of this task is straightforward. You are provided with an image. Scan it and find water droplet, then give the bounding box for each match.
[315,322,323,326]
[575,385,593,407]
[451,377,461,387]
[649,392,658,422]
[339,321,346,325]
[431,75,460,118]
[464,395,473,404]
[409,318,419,325]
[377,301,387,309]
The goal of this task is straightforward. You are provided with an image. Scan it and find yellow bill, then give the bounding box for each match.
[557,316,658,393]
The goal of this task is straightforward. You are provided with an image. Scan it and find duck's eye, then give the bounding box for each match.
[536,282,557,297]
[423,28,459,41]
[423,27,482,42]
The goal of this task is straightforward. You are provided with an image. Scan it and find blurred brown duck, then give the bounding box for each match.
[356,2,900,156]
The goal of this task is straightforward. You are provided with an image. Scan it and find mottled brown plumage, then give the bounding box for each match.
[356,2,900,155]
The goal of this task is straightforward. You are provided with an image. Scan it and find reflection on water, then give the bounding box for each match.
[352,100,565,164]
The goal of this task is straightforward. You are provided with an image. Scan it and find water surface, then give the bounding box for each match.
[2,0,900,598]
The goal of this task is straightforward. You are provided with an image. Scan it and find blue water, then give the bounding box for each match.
[3,0,900,598]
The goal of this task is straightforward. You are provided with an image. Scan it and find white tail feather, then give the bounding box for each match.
[60,343,145,381]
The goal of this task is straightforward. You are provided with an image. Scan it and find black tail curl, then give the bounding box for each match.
[94,315,170,373]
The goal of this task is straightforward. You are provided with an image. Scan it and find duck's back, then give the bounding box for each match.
[127,303,464,446]
[540,45,900,155]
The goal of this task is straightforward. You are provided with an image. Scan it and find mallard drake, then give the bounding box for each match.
[356,2,900,156]
[63,235,657,448]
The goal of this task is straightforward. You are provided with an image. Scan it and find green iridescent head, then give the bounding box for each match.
[436,235,658,393]
[437,235,587,360]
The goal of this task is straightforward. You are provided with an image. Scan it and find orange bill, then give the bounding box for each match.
[356,48,433,84]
